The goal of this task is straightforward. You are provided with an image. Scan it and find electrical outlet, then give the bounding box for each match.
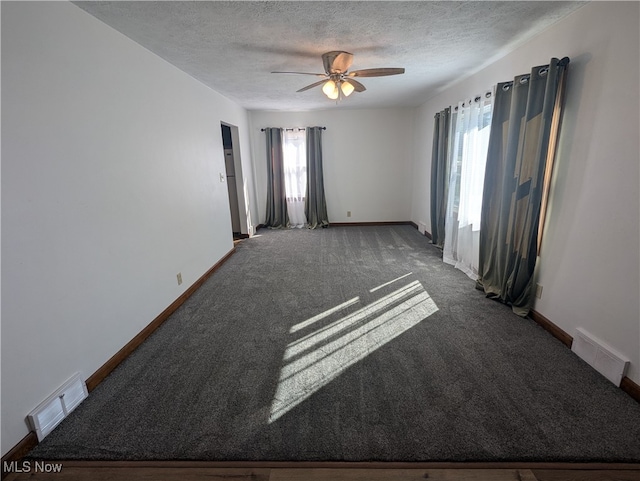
[177,273,183,286]
[535,283,543,299]
[347,211,352,217]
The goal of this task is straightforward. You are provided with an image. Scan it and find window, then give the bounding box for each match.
[283,129,307,227]
[443,92,494,278]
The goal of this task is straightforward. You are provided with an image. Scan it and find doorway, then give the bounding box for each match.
[221,123,251,240]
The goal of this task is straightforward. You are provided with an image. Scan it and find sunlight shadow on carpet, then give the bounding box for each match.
[289,297,361,334]
[269,279,438,423]
[369,272,413,293]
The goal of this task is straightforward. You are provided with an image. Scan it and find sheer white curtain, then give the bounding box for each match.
[443,91,494,279]
[283,129,307,228]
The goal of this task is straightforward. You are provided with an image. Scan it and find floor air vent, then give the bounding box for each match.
[571,328,629,386]
[27,373,88,441]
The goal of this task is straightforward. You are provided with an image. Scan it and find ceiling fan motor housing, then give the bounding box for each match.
[322,51,354,74]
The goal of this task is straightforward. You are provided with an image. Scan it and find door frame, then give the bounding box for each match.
[221,122,252,237]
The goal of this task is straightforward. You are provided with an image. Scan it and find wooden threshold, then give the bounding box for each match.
[3,462,640,481]
[31,460,640,469]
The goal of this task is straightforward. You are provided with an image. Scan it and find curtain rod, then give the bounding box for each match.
[261,127,326,132]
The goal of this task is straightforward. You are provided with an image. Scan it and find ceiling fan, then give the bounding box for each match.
[272,51,405,100]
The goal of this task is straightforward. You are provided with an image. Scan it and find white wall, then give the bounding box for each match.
[249,108,414,224]
[1,1,256,456]
[411,2,640,383]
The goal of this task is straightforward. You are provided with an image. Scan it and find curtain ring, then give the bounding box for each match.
[474,96,481,103]
[502,83,511,91]
[519,76,530,84]
[485,91,492,98]
[539,66,549,76]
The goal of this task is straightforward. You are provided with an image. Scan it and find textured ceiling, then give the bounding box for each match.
[73,1,585,111]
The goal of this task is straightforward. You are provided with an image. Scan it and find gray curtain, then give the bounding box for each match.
[430,108,451,247]
[264,128,289,228]
[477,57,569,317]
[305,126,329,229]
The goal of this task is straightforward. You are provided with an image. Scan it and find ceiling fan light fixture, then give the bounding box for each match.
[341,80,355,97]
[322,80,337,97]
[326,82,340,100]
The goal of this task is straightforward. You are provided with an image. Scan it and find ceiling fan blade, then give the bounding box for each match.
[296,79,327,93]
[322,51,353,74]
[348,68,405,77]
[332,52,354,73]
[344,79,366,92]
[272,71,327,77]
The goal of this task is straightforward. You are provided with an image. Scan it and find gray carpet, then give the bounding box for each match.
[30,226,640,462]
